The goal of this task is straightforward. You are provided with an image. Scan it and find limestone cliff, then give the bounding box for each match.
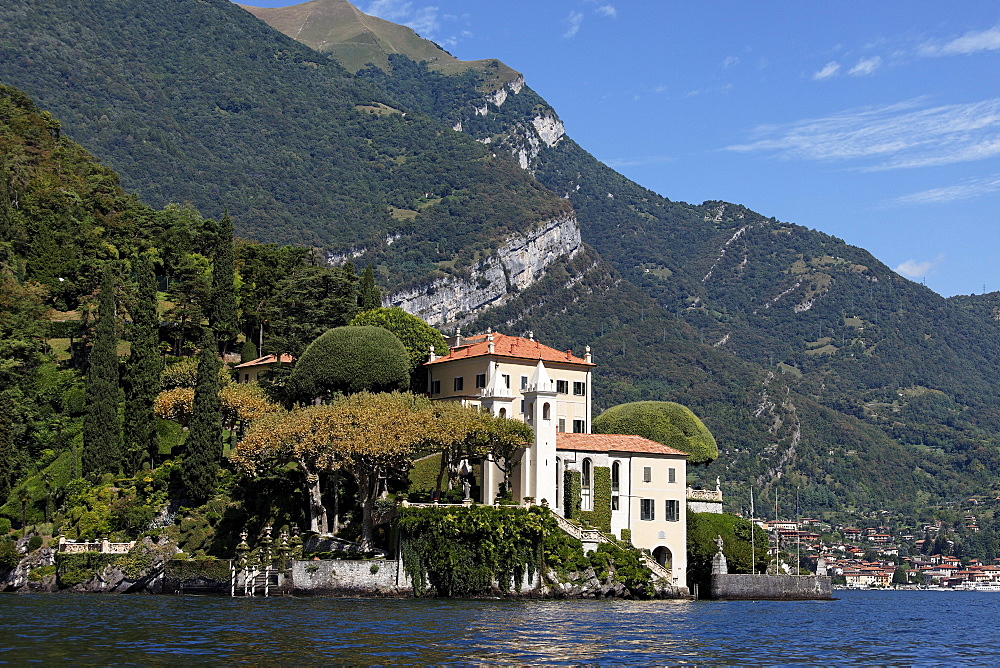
[387,213,582,327]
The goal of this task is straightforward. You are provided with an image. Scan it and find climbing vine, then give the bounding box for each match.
[563,470,581,520]
[398,505,554,596]
[580,466,612,533]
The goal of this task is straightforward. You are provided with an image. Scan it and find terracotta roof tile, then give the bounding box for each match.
[235,353,295,368]
[426,333,593,366]
[556,433,688,457]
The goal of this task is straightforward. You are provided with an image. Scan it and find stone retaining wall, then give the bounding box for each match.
[709,574,833,600]
[291,559,412,595]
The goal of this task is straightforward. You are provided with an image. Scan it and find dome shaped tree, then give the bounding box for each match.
[593,401,718,465]
[287,326,409,402]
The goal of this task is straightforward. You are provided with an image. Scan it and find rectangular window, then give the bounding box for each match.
[454,377,464,392]
[556,380,569,394]
[431,380,441,395]
[520,400,525,413]
[641,499,655,521]
[521,375,528,391]
[668,468,676,484]
[573,381,586,396]
[502,374,510,389]
[558,418,566,433]
[666,499,680,522]
[243,374,250,383]
[572,419,586,434]
[475,373,487,388]
[643,466,651,483]
[611,496,620,511]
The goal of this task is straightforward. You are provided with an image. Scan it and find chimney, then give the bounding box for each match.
[585,345,592,364]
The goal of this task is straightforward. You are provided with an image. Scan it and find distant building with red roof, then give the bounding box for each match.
[235,353,295,383]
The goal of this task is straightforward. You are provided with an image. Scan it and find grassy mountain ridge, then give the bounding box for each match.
[238,0,521,88]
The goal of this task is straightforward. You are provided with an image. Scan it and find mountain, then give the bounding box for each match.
[243,1,1000,517]
[3,0,999,524]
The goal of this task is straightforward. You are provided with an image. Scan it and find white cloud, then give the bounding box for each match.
[595,4,616,18]
[848,56,881,76]
[564,10,584,38]
[725,97,1000,171]
[605,155,675,168]
[891,174,1000,206]
[895,256,944,279]
[923,24,1000,56]
[364,1,443,39]
[812,61,840,80]
[722,55,740,69]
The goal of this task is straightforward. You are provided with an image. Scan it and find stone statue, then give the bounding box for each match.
[716,476,721,492]
[715,534,725,553]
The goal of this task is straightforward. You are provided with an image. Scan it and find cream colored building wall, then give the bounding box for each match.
[624,454,687,584]
[427,357,592,432]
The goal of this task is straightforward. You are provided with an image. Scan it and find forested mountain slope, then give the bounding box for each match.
[252,1,1000,517]
[3,0,999,521]
[0,0,570,298]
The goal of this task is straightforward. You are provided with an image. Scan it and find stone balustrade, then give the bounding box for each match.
[686,487,723,502]
[57,537,135,554]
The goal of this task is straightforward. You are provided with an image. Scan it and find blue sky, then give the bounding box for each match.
[238,1,1000,297]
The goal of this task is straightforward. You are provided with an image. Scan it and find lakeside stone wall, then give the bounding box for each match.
[291,559,412,595]
[709,574,833,600]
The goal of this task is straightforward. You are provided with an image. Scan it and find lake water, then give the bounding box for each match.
[2,590,999,664]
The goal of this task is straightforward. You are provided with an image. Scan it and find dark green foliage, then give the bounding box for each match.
[398,504,550,596]
[209,214,237,351]
[287,326,409,401]
[262,262,360,358]
[687,512,769,589]
[82,266,122,477]
[55,552,119,587]
[590,542,655,598]
[27,534,42,551]
[594,401,718,465]
[122,253,162,473]
[164,558,231,584]
[579,466,612,533]
[349,307,447,391]
[240,339,259,363]
[180,334,222,504]
[0,540,20,570]
[563,469,581,520]
[357,265,381,311]
[0,394,16,499]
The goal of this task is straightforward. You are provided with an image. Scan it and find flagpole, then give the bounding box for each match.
[796,487,801,576]
[750,484,756,575]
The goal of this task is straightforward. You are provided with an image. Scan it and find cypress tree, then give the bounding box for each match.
[83,266,122,477]
[0,393,16,499]
[181,331,222,504]
[123,253,163,473]
[358,265,381,310]
[209,213,237,354]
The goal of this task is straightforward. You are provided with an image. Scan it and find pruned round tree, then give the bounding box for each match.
[349,307,447,392]
[287,325,409,401]
[593,400,719,465]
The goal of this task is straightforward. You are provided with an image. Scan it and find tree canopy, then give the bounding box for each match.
[593,401,719,465]
[286,325,410,402]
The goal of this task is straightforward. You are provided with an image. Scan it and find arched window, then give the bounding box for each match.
[581,458,593,511]
[611,461,620,492]
[498,407,507,418]
[653,546,673,569]
[542,402,551,420]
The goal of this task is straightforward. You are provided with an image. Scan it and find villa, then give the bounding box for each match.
[425,330,688,584]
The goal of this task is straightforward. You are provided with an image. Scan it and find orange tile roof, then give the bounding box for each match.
[556,433,688,457]
[235,353,295,368]
[426,333,594,367]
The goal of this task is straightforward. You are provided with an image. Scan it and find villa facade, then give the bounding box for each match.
[425,330,688,583]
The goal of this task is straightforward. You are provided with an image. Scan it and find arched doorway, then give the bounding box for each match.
[653,546,672,569]
[581,458,592,511]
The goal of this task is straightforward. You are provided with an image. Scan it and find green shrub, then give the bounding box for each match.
[28,564,56,582]
[593,401,719,464]
[27,535,42,551]
[0,518,10,535]
[687,512,769,589]
[0,541,19,569]
[287,326,409,401]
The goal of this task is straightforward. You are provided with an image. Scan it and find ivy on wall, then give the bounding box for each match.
[580,466,612,534]
[398,505,553,597]
[563,470,581,520]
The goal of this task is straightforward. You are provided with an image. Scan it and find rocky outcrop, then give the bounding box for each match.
[387,213,582,327]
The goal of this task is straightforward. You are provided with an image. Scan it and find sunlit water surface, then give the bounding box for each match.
[2,590,999,664]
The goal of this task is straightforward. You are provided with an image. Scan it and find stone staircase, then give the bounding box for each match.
[548,510,674,583]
